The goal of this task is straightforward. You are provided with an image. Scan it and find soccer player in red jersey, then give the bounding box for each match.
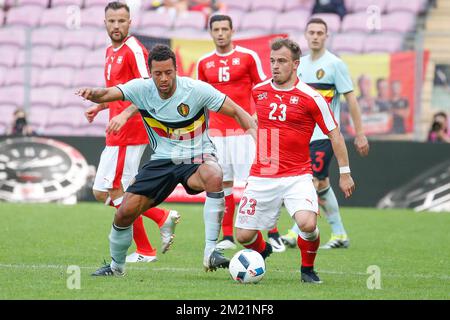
[84,1,179,263]
[234,38,355,283]
[197,15,285,252]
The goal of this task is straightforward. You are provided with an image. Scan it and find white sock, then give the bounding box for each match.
[203,191,224,257]
[319,186,346,236]
[109,223,132,271]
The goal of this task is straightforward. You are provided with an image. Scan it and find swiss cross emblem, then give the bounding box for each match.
[206,61,215,69]
[257,92,268,101]
[232,58,240,65]
[290,96,299,104]
[117,56,123,64]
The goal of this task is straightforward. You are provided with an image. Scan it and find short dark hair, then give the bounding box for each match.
[209,14,233,30]
[105,1,130,13]
[306,17,328,33]
[148,44,177,70]
[270,38,301,61]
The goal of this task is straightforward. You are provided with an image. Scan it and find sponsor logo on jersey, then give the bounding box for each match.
[290,96,299,104]
[257,92,268,101]
[206,61,215,69]
[110,56,115,63]
[232,58,240,65]
[275,94,284,102]
[316,68,325,80]
[177,103,190,117]
[219,59,228,65]
[117,56,123,64]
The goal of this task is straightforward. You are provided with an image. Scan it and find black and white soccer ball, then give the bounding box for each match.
[229,249,265,284]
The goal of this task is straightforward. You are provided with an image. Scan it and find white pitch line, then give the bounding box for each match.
[0,263,449,281]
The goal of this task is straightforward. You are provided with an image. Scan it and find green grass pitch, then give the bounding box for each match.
[0,202,449,300]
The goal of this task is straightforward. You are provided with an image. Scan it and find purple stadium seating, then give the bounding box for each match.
[16,46,54,68]
[239,10,277,33]
[73,67,104,88]
[0,27,26,47]
[386,0,427,14]
[2,67,40,87]
[84,0,111,9]
[341,12,376,33]
[0,85,25,107]
[50,48,89,69]
[39,6,72,28]
[284,0,314,12]
[2,45,20,68]
[28,104,50,133]
[84,48,105,69]
[221,0,252,12]
[363,33,403,53]
[60,88,92,109]
[250,0,284,12]
[15,0,49,8]
[37,67,75,88]
[173,11,206,31]
[0,104,18,133]
[30,86,62,108]
[93,30,110,49]
[80,6,105,29]
[6,5,44,27]
[331,32,366,54]
[224,9,245,30]
[45,106,85,129]
[52,0,84,7]
[310,13,341,33]
[31,28,63,48]
[381,12,416,33]
[60,30,97,49]
[0,67,5,86]
[138,10,174,31]
[351,0,388,13]
[273,9,311,33]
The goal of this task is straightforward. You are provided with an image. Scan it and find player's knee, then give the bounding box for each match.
[93,190,108,203]
[317,178,330,191]
[202,168,223,191]
[298,221,317,233]
[114,203,135,226]
[235,229,254,244]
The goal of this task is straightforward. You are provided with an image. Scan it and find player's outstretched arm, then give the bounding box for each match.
[218,97,257,140]
[107,104,139,134]
[344,91,369,157]
[76,86,124,104]
[84,103,108,123]
[328,128,355,198]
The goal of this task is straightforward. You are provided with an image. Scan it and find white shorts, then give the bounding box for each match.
[93,144,147,192]
[235,175,318,230]
[210,135,255,183]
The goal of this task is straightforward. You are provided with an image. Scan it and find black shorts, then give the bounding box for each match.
[309,139,334,180]
[126,154,216,206]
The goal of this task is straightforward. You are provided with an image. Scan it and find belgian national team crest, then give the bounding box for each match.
[316,68,325,80]
[177,103,190,117]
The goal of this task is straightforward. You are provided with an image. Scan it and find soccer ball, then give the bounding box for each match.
[229,249,266,284]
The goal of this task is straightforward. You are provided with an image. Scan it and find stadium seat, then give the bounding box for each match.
[273,9,311,34]
[239,10,277,33]
[0,104,17,134]
[0,66,5,86]
[39,6,73,28]
[60,88,92,109]
[93,30,110,49]
[351,0,388,13]
[381,12,416,33]
[80,6,106,29]
[283,0,314,12]
[250,0,284,12]
[2,67,40,87]
[37,67,75,88]
[84,48,105,69]
[72,67,104,88]
[27,104,51,133]
[341,12,377,33]
[60,29,97,49]
[330,32,366,54]
[50,47,89,69]
[221,0,252,12]
[224,9,245,30]
[363,33,403,53]
[30,86,62,108]
[84,0,111,9]
[6,5,44,27]
[45,106,85,128]
[31,27,63,48]
[310,13,341,33]
[0,85,25,107]
[1,45,20,68]
[15,0,49,8]
[0,27,26,47]
[51,0,84,7]
[16,46,54,68]
[138,11,174,32]
[173,11,206,32]
[386,0,427,14]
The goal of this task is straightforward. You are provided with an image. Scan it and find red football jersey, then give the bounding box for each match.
[197,45,266,136]
[250,78,338,178]
[104,36,149,146]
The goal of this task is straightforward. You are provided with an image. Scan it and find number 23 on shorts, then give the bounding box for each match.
[239,196,257,215]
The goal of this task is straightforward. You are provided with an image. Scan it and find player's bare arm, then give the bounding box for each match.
[107,104,139,134]
[84,103,108,123]
[76,86,124,104]
[344,91,369,157]
[217,96,257,140]
[327,128,355,198]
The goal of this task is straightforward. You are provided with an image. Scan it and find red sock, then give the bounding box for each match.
[243,231,266,253]
[133,215,157,256]
[142,207,169,228]
[268,227,279,234]
[297,234,320,267]
[222,194,236,237]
